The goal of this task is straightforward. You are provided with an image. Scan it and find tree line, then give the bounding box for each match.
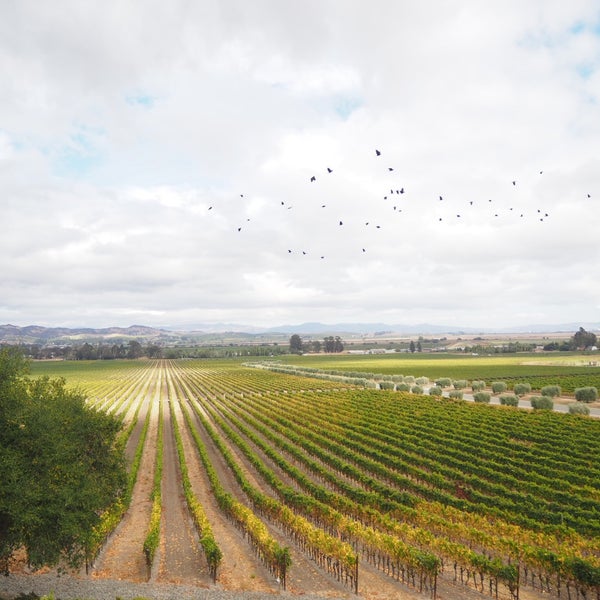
[289,335,344,354]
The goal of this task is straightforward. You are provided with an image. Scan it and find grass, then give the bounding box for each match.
[277,352,600,394]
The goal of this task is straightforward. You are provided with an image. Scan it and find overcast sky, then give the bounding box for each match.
[1,1,599,331]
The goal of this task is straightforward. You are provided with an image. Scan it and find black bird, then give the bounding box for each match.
[439,196,443,201]
[339,220,343,225]
[375,149,381,156]
[400,188,404,194]
[388,167,394,171]
[512,181,516,186]
[327,167,333,173]
[208,206,213,210]
[310,176,316,182]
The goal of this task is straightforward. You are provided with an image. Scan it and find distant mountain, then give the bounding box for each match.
[0,324,176,345]
[1,321,597,345]
[262,322,478,335]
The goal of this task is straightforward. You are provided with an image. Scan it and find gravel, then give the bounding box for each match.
[0,574,352,600]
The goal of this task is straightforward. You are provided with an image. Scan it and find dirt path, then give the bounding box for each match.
[156,388,209,585]
[91,371,160,581]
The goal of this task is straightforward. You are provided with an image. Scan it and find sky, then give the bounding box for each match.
[1,0,600,331]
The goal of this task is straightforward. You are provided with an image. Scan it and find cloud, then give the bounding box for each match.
[1,1,599,329]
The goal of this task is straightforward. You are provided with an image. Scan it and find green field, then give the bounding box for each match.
[274,352,600,395]
[24,357,600,598]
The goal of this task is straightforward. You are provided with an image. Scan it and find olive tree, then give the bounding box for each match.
[473,392,491,403]
[574,387,598,403]
[513,383,531,396]
[541,385,561,398]
[569,402,591,416]
[530,395,554,410]
[499,394,519,407]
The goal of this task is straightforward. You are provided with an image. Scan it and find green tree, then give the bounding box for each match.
[570,327,597,350]
[323,336,344,353]
[289,334,303,354]
[126,340,143,359]
[574,386,598,403]
[409,340,416,353]
[0,348,126,572]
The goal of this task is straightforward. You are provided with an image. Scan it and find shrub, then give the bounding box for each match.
[569,402,591,416]
[379,381,395,390]
[415,376,429,385]
[435,377,452,388]
[473,392,491,403]
[429,386,443,396]
[513,383,531,396]
[499,394,519,407]
[364,380,378,389]
[453,379,468,390]
[491,382,507,394]
[574,387,598,403]
[541,385,561,398]
[404,376,415,384]
[530,396,553,410]
[448,390,463,400]
[396,382,411,392]
[391,375,404,382]
[411,385,423,394]
[471,380,486,392]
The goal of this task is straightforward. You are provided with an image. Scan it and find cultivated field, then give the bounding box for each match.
[15,357,600,600]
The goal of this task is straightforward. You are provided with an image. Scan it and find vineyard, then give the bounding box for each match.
[25,359,600,600]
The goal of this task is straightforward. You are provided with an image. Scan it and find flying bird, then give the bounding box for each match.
[375,149,381,156]
[327,167,333,173]
[310,176,316,182]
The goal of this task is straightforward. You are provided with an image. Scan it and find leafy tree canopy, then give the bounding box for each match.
[570,327,597,350]
[0,347,126,572]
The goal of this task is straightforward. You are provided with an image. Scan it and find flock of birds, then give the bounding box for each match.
[206,148,593,260]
